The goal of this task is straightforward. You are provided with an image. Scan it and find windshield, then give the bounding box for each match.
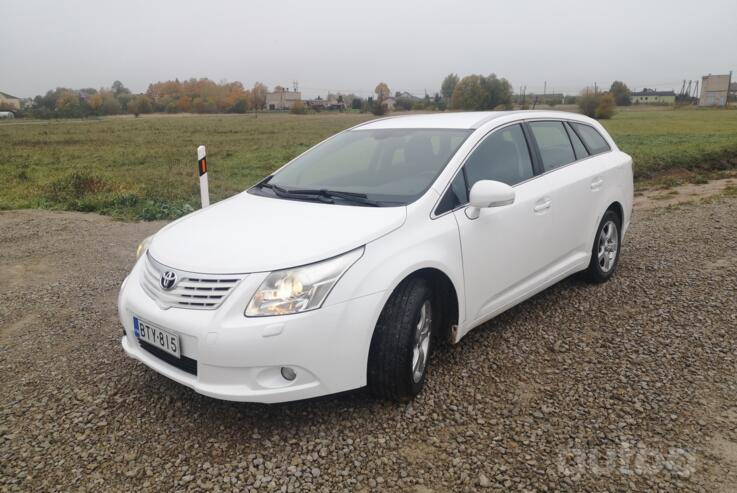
[251,128,472,206]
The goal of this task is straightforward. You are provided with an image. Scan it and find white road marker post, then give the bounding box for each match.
[197,145,210,208]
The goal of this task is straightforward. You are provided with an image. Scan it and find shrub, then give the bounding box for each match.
[595,93,616,119]
[228,98,249,114]
[546,96,561,107]
[127,95,152,117]
[138,199,195,220]
[578,89,616,119]
[44,171,110,203]
[371,100,387,116]
[578,92,599,118]
[290,100,308,114]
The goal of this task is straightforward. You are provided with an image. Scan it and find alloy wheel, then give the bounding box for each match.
[411,300,432,383]
[597,220,619,273]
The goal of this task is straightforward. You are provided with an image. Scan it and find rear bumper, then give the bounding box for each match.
[118,260,385,403]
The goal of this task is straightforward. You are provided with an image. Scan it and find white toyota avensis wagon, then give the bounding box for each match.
[119,111,633,403]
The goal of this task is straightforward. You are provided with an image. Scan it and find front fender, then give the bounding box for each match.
[325,211,465,352]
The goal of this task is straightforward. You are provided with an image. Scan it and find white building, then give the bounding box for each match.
[0,91,22,111]
[266,87,302,110]
[699,74,732,107]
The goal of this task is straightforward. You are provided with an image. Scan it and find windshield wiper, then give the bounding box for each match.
[284,188,381,207]
[257,182,334,203]
[254,175,274,188]
[256,180,381,207]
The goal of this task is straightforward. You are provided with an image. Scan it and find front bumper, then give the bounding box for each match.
[118,259,385,403]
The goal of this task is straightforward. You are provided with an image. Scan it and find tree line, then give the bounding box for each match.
[19,75,638,120]
[440,73,636,119]
[24,79,274,118]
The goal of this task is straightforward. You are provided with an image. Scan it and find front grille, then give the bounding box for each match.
[139,340,198,376]
[141,253,246,310]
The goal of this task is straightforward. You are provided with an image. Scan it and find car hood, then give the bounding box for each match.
[148,191,407,274]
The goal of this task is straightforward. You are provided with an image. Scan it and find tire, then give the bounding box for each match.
[367,277,435,401]
[583,209,622,283]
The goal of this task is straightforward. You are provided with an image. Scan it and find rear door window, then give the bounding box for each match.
[571,123,611,155]
[528,121,576,172]
[463,124,534,187]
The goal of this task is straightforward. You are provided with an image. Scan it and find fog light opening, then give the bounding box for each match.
[280,367,297,381]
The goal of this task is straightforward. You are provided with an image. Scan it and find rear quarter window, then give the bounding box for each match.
[572,123,611,155]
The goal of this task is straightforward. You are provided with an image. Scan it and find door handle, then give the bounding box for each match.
[533,198,552,213]
[590,178,604,190]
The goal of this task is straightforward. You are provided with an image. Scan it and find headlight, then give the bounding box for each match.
[245,247,364,317]
[136,235,154,259]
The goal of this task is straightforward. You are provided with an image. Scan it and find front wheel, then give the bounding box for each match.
[583,209,621,283]
[367,277,434,401]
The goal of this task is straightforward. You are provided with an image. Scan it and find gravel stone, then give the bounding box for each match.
[1,198,737,492]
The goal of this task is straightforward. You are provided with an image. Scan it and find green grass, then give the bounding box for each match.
[0,113,372,220]
[600,107,737,179]
[1,108,736,220]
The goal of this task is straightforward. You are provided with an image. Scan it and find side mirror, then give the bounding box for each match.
[465,180,515,219]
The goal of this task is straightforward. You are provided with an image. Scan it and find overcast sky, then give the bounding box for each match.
[2,0,736,99]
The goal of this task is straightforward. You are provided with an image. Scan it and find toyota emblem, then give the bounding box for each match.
[160,271,177,290]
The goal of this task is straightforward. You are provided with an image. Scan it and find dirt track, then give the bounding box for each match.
[1,196,736,492]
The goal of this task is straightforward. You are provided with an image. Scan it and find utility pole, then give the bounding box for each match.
[727,71,733,107]
[693,80,700,103]
[543,81,547,97]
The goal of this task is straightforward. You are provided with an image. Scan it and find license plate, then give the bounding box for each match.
[134,317,180,358]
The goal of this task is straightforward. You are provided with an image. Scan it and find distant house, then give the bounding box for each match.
[0,91,22,110]
[631,88,676,105]
[395,91,421,102]
[304,96,327,110]
[394,91,422,110]
[304,95,345,111]
[265,87,302,110]
[382,96,396,111]
[699,74,732,107]
[325,94,346,110]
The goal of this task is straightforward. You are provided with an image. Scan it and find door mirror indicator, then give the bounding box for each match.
[465,180,515,219]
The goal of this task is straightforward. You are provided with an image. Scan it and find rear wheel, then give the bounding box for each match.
[367,277,434,401]
[583,209,621,283]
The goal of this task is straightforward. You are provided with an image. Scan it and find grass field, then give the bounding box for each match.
[601,108,737,180]
[2,108,736,220]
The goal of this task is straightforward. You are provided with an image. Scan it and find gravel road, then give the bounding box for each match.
[2,196,736,492]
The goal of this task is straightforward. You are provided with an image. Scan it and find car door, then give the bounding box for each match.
[448,123,555,326]
[568,121,617,238]
[526,120,594,270]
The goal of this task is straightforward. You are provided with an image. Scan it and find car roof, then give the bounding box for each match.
[353,110,589,130]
